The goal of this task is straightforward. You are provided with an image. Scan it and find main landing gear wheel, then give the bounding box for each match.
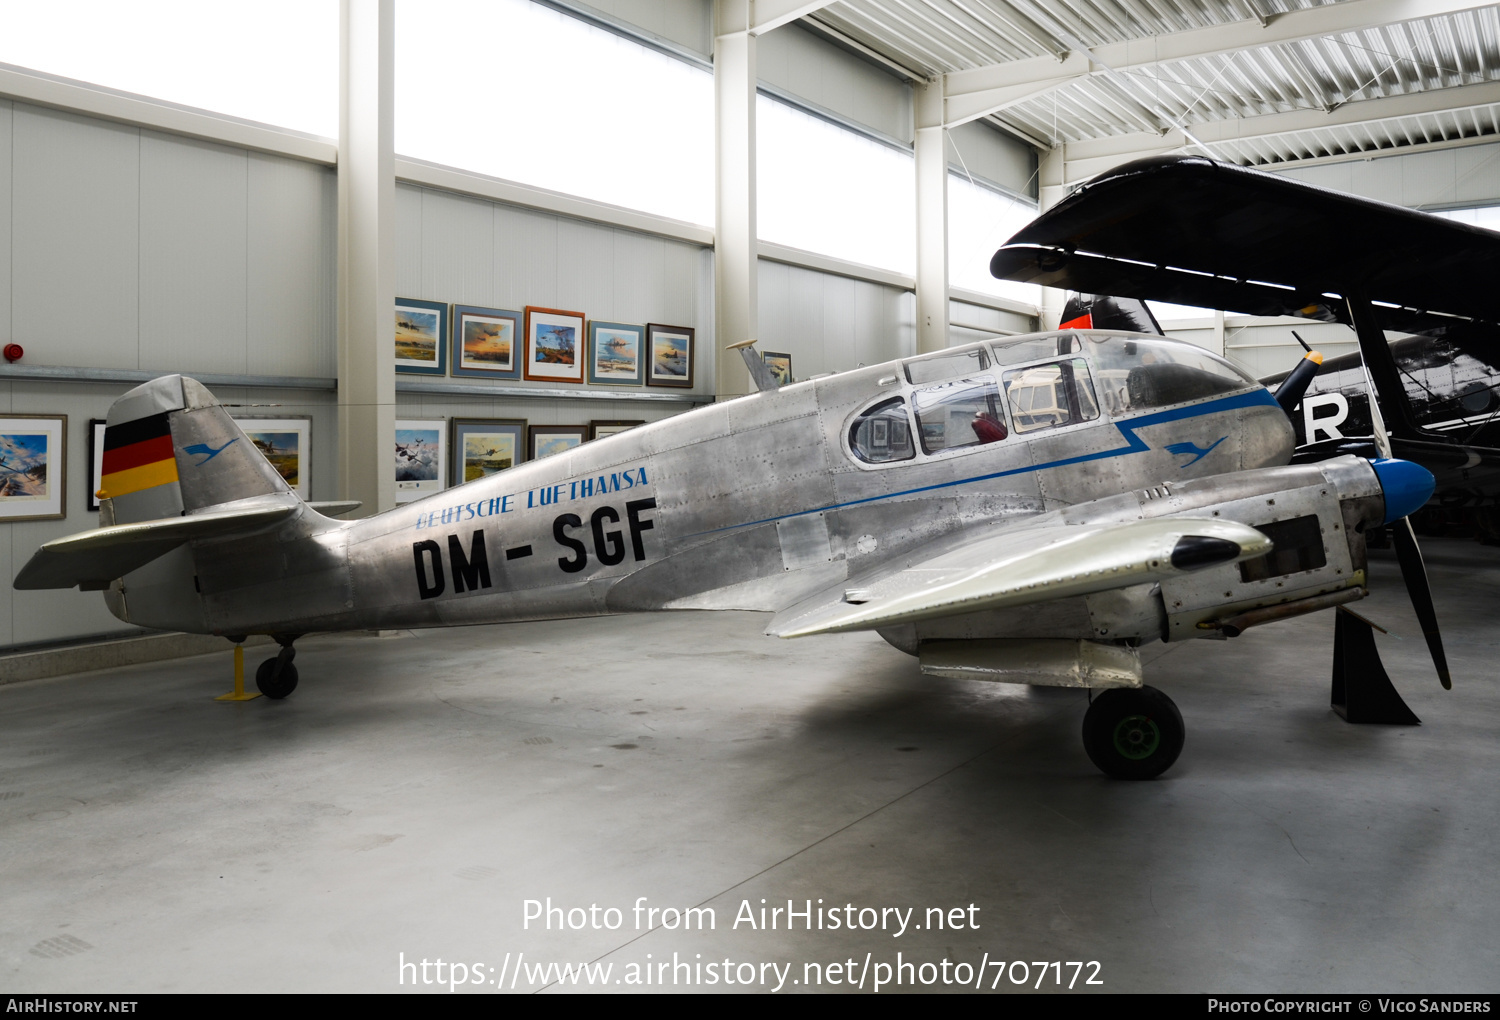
[1082,685,1184,780]
[255,641,299,699]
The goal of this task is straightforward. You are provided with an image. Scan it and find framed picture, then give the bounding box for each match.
[762,351,793,386]
[587,321,644,385]
[646,323,695,388]
[232,417,312,500]
[395,297,449,376]
[87,418,106,512]
[0,415,66,521]
[450,418,526,485]
[452,305,521,379]
[528,425,588,461]
[524,306,585,383]
[394,419,447,503]
[590,419,644,441]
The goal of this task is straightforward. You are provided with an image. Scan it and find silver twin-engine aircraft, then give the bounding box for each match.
[18,156,1489,780]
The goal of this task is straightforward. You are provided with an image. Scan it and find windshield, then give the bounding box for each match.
[1083,335,1255,414]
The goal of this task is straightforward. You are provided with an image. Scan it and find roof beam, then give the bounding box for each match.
[1061,78,1500,181]
[942,0,1497,127]
[750,0,837,34]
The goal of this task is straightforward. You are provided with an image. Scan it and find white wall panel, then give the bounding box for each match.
[585,0,712,56]
[758,24,912,144]
[247,154,337,378]
[139,132,249,375]
[418,188,495,306]
[948,120,1036,197]
[11,104,140,370]
[1277,142,1500,210]
[0,102,11,349]
[395,183,425,298]
[554,218,594,312]
[398,184,712,396]
[757,261,914,379]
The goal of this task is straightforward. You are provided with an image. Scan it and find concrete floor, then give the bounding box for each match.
[1,538,1497,994]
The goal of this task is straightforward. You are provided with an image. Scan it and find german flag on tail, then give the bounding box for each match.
[100,412,178,499]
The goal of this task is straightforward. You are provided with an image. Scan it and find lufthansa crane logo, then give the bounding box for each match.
[183,438,239,465]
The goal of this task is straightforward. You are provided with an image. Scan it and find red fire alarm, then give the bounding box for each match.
[2,344,21,363]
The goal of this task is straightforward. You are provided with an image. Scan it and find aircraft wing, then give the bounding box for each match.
[14,503,297,590]
[766,516,1270,639]
[989,155,1500,332]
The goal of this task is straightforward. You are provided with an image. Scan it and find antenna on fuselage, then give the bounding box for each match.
[726,339,781,393]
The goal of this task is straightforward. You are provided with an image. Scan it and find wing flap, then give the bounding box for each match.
[768,517,1270,638]
[14,504,296,590]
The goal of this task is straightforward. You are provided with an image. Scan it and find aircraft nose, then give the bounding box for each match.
[1371,457,1435,523]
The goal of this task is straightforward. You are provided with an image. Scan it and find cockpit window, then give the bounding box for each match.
[904,347,989,385]
[1088,336,1253,414]
[912,377,1007,454]
[849,397,916,464]
[1003,358,1101,433]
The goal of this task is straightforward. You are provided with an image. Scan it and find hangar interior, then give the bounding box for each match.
[1,0,1499,994]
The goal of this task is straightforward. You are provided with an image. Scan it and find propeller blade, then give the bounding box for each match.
[1390,516,1453,690]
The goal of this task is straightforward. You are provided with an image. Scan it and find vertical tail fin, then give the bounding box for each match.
[1059,293,1165,335]
[100,375,291,524]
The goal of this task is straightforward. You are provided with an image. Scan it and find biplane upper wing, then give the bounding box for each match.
[766,515,1270,639]
[989,155,1500,330]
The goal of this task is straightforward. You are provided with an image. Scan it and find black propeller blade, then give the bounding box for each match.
[1273,331,1323,416]
[1389,515,1453,690]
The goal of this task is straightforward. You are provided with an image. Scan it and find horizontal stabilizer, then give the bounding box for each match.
[768,517,1270,638]
[14,503,296,590]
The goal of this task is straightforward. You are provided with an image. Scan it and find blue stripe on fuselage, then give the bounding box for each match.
[691,387,1279,536]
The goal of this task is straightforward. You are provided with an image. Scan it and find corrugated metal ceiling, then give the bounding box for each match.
[805,0,1500,171]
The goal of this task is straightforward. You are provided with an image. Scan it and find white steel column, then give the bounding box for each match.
[1037,144,1067,330]
[338,0,396,514]
[714,0,757,400]
[914,79,948,354]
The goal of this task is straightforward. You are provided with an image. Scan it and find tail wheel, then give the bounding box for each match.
[255,659,299,699]
[1082,685,1184,780]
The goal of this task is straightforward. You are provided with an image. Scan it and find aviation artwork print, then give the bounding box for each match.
[16,155,1488,781]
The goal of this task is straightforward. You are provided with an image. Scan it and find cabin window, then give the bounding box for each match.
[912,377,1007,454]
[904,347,989,386]
[1001,358,1100,434]
[1089,337,1251,414]
[990,333,1080,367]
[1238,515,1327,581]
[848,397,916,464]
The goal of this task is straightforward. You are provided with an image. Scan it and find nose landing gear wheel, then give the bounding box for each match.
[1082,685,1184,779]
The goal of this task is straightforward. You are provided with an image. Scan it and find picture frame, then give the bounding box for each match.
[524,306,586,384]
[452,305,522,380]
[450,418,526,486]
[232,416,312,500]
[587,321,645,386]
[528,425,588,461]
[87,418,106,512]
[394,419,447,503]
[589,419,645,441]
[395,297,449,376]
[646,323,695,388]
[0,414,66,521]
[762,351,793,387]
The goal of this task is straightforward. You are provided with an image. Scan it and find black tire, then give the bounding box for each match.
[255,658,299,699]
[1082,685,1184,780]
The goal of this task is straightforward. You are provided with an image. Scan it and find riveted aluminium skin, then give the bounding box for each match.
[31,330,1391,654]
